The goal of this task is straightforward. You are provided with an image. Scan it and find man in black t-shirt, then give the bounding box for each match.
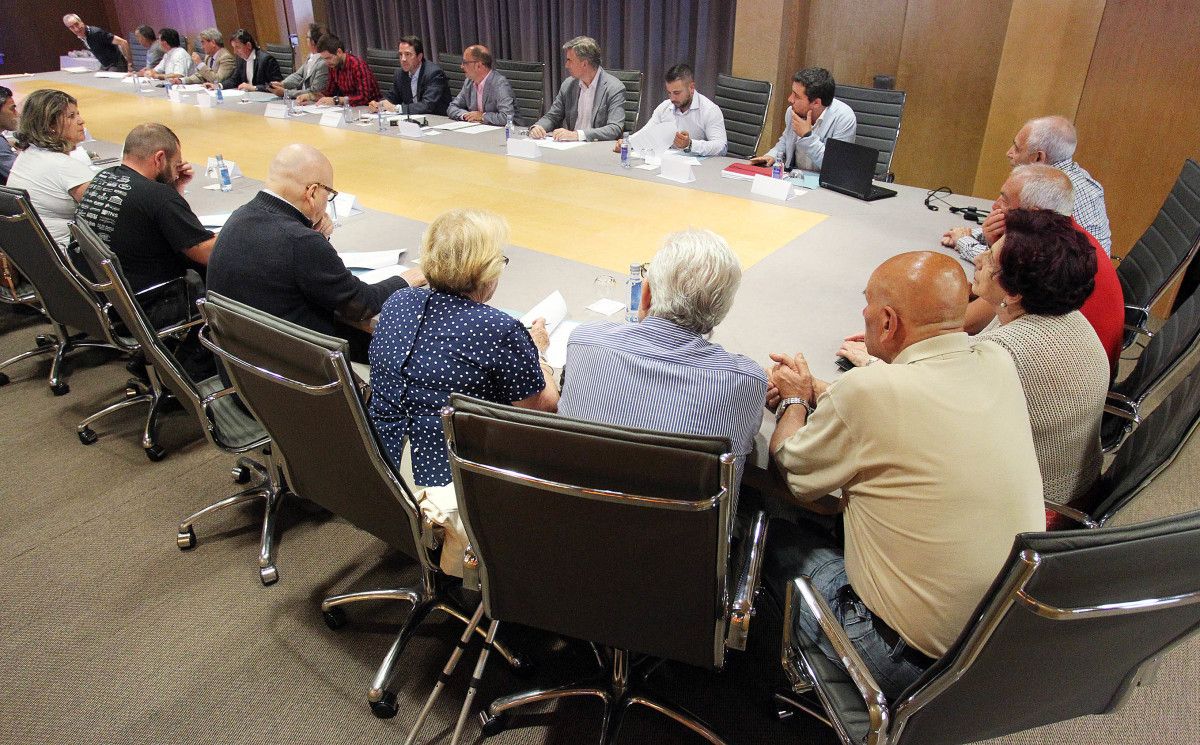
[62,14,131,72]
[76,123,216,378]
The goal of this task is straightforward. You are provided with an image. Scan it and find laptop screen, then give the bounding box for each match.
[820,139,879,195]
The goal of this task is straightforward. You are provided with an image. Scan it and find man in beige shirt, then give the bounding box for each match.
[765,251,1044,699]
[176,28,236,87]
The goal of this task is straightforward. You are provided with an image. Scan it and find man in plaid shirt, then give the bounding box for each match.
[943,115,1112,259]
[296,34,380,107]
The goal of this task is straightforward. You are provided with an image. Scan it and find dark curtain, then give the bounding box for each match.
[327,0,737,125]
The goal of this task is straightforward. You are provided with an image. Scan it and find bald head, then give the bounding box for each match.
[266,144,332,196]
[864,252,969,360]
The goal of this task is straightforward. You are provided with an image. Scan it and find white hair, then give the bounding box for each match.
[1024,115,1077,163]
[63,14,82,24]
[1012,163,1074,216]
[646,228,742,335]
[198,28,224,45]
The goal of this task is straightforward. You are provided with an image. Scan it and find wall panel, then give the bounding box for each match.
[3,0,116,73]
[731,0,808,152]
[103,0,217,43]
[804,0,905,88]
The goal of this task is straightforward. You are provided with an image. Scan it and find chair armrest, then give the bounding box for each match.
[462,545,481,591]
[155,316,203,338]
[725,510,768,651]
[1103,402,1138,421]
[1045,500,1099,529]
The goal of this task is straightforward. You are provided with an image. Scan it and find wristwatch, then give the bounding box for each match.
[776,396,815,421]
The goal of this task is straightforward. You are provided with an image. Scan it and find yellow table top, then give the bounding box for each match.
[9,80,825,273]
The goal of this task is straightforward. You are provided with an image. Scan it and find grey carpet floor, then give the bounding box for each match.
[2,306,1197,745]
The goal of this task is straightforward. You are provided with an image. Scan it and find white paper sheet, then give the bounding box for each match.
[62,66,91,74]
[432,121,476,131]
[520,291,579,368]
[175,84,206,92]
[534,139,586,150]
[338,249,407,271]
[356,265,412,284]
[457,123,502,134]
[198,213,232,229]
[628,120,677,157]
[586,298,625,317]
[94,71,127,79]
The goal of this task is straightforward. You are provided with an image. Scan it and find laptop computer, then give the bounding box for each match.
[819,139,898,201]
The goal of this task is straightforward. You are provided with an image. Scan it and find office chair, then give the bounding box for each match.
[607,69,643,134]
[437,52,466,100]
[714,73,772,159]
[494,58,546,127]
[264,42,295,77]
[835,84,907,182]
[365,47,400,97]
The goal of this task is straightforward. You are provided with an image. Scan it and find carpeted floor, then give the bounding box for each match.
[2,305,1198,745]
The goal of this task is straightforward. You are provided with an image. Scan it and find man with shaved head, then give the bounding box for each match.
[206,144,424,360]
[763,251,1044,699]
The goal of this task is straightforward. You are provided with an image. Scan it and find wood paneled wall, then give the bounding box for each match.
[731,0,807,151]
[100,0,216,43]
[3,0,117,74]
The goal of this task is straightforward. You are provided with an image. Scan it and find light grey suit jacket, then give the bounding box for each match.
[534,68,627,141]
[281,54,329,99]
[446,71,516,126]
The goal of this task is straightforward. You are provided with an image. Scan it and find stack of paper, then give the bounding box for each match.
[338,248,407,273]
[433,121,477,131]
[357,265,413,283]
[521,291,579,369]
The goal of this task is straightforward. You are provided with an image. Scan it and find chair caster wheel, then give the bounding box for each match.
[370,691,398,719]
[145,445,166,462]
[0,372,9,386]
[177,526,197,550]
[35,335,53,348]
[78,426,98,445]
[323,607,347,630]
[51,381,69,396]
[480,711,509,737]
[260,564,279,585]
[232,464,252,484]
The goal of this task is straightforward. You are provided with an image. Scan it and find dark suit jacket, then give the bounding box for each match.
[222,49,283,91]
[385,61,451,116]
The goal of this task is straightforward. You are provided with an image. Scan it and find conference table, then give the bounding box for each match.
[5,70,989,461]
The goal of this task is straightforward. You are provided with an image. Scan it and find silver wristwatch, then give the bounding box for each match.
[776,396,815,420]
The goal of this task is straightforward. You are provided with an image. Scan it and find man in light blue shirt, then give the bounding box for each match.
[751,67,856,172]
[559,228,767,497]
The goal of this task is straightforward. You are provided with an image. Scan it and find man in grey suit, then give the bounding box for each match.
[446,45,515,126]
[269,23,329,100]
[530,36,626,142]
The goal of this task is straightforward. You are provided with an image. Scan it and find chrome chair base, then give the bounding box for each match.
[0,322,118,395]
[481,648,725,745]
[319,587,525,719]
[177,454,284,586]
[75,376,174,461]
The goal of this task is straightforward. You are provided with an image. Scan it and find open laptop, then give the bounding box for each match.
[819,139,898,201]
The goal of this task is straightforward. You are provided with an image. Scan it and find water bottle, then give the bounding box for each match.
[216,154,232,193]
[342,101,352,124]
[377,107,385,132]
[772,159,783,179]
[214,86,224,104]
[626,263,643,323]
[620,134,630,169]
[285,95,294,116]
[505,115,513,141]
[164,79,173,95]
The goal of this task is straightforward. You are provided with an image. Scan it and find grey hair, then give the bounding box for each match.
[62,14,82,24]
[198,27,224,45]
[646,228,742,335]
[1024,115,1077,163]
[1012,163,1074,216]
[562,36,602,68]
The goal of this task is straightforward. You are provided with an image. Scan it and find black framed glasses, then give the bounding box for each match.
[309,182,338,202]
[501,255,510,266]
[639,262,650,279]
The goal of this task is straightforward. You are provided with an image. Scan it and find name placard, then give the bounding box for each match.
[506,139,542,159]
[196,93,214,109]
[750,174,794,201]
[319,111,344,128]
[264,103,289,119]
[395,121,423,138]
[658,155,696,184]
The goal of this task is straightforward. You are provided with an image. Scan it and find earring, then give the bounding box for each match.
[999,300,1008,308]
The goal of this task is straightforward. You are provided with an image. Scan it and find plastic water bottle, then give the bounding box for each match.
[505,115,513,141]
[772,159,783,179]
[285,96,294,116]
[626,263,642,323]
[216,154,232,193]
[620,134,630,169]
[214,86,224,104]
[342,101,352,124]
[164,79,173,95]
[377,107,385,132]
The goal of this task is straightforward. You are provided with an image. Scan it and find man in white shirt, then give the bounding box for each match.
[751,67,856,172]
[616,64,727,157]
[145,28,192,80]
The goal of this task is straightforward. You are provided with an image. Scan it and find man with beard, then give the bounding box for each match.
[75,123,215,376]
[616,63,727,156]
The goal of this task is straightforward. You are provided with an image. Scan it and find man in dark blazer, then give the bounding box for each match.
[530,35,626,142]
[369,36,451,116]
[220,29,282,91]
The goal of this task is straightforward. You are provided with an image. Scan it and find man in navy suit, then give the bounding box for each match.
[368,36,451,116]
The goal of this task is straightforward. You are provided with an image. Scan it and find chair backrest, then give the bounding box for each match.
[714,72,772,159]
[264,42,295,77]
[0,187,120,345]
[1118,159,1200,312]
[199,292,428,565]
[835,84,907,180]
[1095,364,1200,525]
[437,52,466,101]
[888,509,1200,745]
[179,35,190,54]
[493,58,546,127]
[364,46,399,97]
[607,68,643,133]
[442,394,735,670]
[129,35,147,70]
[1112,286,1200,408]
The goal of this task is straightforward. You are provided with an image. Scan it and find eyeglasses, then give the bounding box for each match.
[309,182,338,202]
[501,255,510,266]
[639,262,650,279]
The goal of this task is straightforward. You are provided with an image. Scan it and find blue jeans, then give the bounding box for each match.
[764,518,930,700]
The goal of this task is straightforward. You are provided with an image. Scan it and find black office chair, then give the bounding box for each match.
[714,73,772,159]
[779,509,1200,745]
[0,186,128,395]
[198,293,524,716]
[607,68,643,134]
[1102,288,1200,451]
[835,83,907,181]
[129,34,147,70]
[72,222,283,584]
[264,42,295,77]
[1118,159,1200,348]
[493,58,546,127]
[365,46,399,98]
[439,395,767,744]
[438,52,466,102]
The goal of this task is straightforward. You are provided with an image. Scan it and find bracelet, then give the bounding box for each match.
[776,396,814,421]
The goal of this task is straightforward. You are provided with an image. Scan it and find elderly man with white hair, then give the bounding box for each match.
[944,115,1111,259]
[558,229,767,489]
[176,28,236,86]
[62,13,131,71]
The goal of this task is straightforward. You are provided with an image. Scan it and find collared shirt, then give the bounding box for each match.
[1053,158,1111,255]
[770,97,857,171]
[559,316,767,494]
[0,135,15,185]
[640,91,728,157]
[322,52,382,107]
[475,71,491,112]
[574,68,602,139]
[154,46,192,78]
[245,50,256,84]
[409,62,421,99]
[81,26,124,69]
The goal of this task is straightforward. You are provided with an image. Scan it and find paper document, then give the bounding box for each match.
[520,291,579,368]
[198,213,232,229]
[62,66,91,74]
[586,298,625,317]
[534,139,586,150]
[175,84,206,92]
[94,71,127,79]
[357,265,412,284]
[628,120,677,157]
[433,121,478,131]
[215,88,245,97]
[457,123,501,134]
[339,249,407,271]
[239,92,276,103]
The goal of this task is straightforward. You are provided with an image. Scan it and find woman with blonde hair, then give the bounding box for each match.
[369,208,558,488]
[7,88,92,246]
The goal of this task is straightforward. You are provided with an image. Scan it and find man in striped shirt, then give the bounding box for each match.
[558,229,767,496]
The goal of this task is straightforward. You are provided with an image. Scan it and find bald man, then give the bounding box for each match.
[763,251,1044,699]
[206,144,424,360]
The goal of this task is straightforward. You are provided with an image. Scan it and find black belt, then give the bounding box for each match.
[838,585,936,669]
